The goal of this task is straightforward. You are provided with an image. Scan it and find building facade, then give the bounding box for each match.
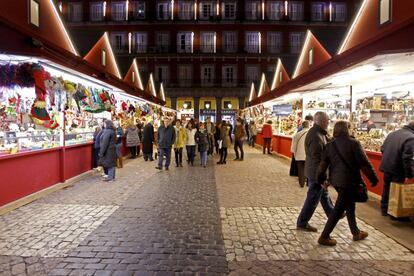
[59,0,360,121]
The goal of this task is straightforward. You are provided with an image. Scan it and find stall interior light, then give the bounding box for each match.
[262,0,265,20]
[103,1,107,16]
[128,32,132,54]
[126,0,129,21]
[171,0,174,20]
[249,82,255,102]
[214,32,217,53]
[194,1,197,20]
[103,32,122,79]
[337,0,368,54]
[271,59,282,90]
[284,1,288,17]
[133,59,144,90]
[292,30,312,79]
[258,73,266,97]
[49,0,78,56]
[329,2,333,22]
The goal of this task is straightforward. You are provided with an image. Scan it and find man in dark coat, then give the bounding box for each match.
[297,111,334,232]
[156,117,176,170]
[142,121,155,161]
[99,120,117,182]
[379,122,414,216]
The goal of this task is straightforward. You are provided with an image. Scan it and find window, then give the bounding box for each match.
[134,32,148,53]
[380,0,391,25]
[178,65,192,87]
[311,2,325,22]
[177,32,193,53]
[267,32,282,53]
[101,49,106,66]
[112,1,126,21]
[156,32,170,52]
[68,2,83,22]
[132,71,135,83]
[29,0,40,27]
[223,32,237,53]
[179,1,193,20]
[155,65,169,84]
[245,32,260,53]
[111,32,126,53]
[133,1,146,19]
[267,1,284,20]
[201,65,215,86]
[289,1,304,21]
[200,2,214,20]
[245,1,260,20]
[246,66,260,85]
[332,2,346,22]
[201,32,215,53]
[223,2,237,20]
[90,2,104,21]
[157,1,171,20]
[309,48,314,65]
[222,65,237,87]
[290,32,304,53]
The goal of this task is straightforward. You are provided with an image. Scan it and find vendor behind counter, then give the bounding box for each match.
[358,111,376,132]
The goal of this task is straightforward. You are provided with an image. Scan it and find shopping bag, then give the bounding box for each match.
[218,140,223,149]
[388,182,414,218]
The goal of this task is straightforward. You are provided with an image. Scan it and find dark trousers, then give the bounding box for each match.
[186,145,196,165]
[129,146,137,158]
[93,147,100,168]
[381,173,404,213]
[234,139,244,159]
[144,152,153,161]
[297,180,334,227]
[263,138,271,154]
[250,135,256,147]
[137,144,141,156]
[220,147,228,163]
[321,188,359,238]
[215,140,220,154]
[297,161,306,187]
[158,147,172,169]
[175,148,183,166]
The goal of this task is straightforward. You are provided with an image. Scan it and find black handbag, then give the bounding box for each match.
[332,141,368,203]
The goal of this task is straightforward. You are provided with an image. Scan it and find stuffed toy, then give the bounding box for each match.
[31,63,50,121]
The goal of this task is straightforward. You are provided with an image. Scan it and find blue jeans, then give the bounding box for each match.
[186,145,196,165]
[234,139,244,159]
[107,167,116,180]
[297,179,334,227]
[115,144,122,158]
[200,151,207,166]
[158,147,172,169]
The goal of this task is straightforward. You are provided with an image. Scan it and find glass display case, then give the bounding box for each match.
[0,129,60,155]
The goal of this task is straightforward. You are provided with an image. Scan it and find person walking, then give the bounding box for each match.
[99,120,117,182]
[185,121,197,166]
[136,120,144,157]
[245,121,250,145]
[214,122,222,154]
[296,112,334,232]
[218,121,231,164]
[205,117,215,155]
[155,117,175,171]
[125,121,140,159]
[298,115,314,132]
[93,126,102,169]
[291,121,310,187]
[262,120,273,154]
[234,119,247,161]
[248,121,257,148]
[114,121,124,168]
[196,122,209,167]
[142,121,155,161]
[174,119,187,167]
[379,122,414,216]
[317,121,378,246]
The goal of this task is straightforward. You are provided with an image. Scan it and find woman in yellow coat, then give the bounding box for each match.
[174,119,187,167]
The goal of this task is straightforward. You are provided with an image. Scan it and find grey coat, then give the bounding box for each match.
[157,125,176,148]
[125,127,140,147]
[99,121,117,168]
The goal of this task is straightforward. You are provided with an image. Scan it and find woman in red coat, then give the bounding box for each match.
[262,120,273,154]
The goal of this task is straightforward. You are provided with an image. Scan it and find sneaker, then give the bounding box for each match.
[318,236,337,246]
[353,231,368,241]
[297,224,318,232]
[155,166,162,170]
[103,178,115,182]
[101,173,107,177]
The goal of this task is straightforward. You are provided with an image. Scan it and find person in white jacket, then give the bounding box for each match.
[291,120,310,187]
[185,121,197,166]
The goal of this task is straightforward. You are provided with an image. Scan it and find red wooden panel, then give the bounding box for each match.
[64,143,93,180]
[277,136,293,158]
[255,133,264,146]
[365,151,384,196]
[0,149,61,206]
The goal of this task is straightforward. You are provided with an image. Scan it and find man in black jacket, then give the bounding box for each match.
[379,123,414,216]
[156,117,176,171]
[297,112,334,232]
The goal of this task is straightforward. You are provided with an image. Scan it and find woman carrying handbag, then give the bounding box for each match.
[316,121,378,246]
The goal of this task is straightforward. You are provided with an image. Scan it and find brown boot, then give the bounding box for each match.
[119,158,123,168]
[318,236,337,246]
[353,231,368,241]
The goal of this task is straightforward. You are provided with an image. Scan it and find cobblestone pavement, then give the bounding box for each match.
[0,147,413,275]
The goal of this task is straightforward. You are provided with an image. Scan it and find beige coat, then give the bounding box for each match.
[291,128,309,161]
